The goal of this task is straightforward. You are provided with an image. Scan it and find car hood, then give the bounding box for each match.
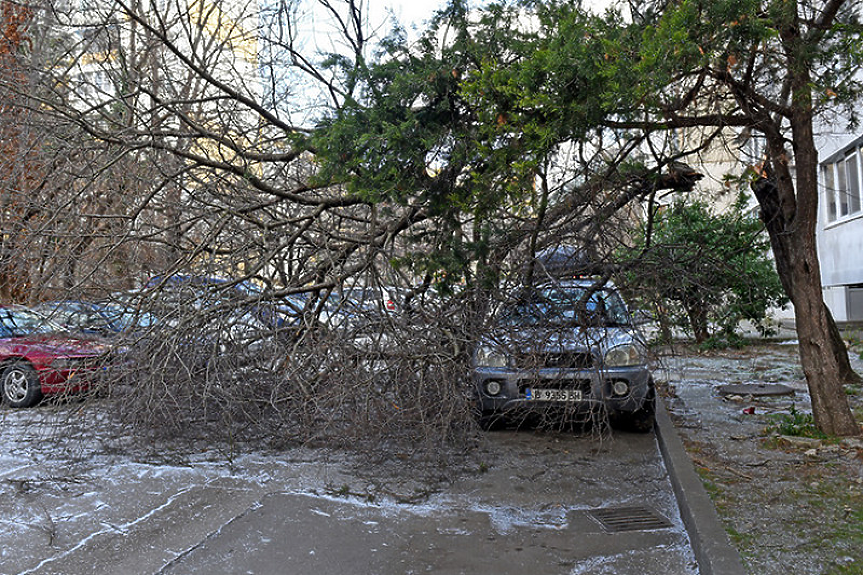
[479,325,639,356]
[0,334,111,357]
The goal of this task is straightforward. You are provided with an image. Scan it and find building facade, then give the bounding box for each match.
[818,131,863,322]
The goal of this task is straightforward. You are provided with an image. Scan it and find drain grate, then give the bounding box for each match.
[587,506,672,533]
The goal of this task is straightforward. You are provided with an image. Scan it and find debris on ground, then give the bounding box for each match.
[658,342,863,575]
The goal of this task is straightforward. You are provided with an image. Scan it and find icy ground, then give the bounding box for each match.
[1,401,697,575]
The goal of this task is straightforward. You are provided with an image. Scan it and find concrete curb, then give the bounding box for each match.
[654,396,748,575]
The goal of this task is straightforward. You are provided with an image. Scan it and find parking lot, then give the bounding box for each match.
[1,404,698,575]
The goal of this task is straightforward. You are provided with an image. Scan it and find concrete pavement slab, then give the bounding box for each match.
[162,490,696,575]
[1,401,747,575]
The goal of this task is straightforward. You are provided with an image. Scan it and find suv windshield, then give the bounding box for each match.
[499,285,630,327]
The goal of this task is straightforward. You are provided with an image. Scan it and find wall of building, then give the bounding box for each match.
[819,216,863,286]
[816,128,863,322]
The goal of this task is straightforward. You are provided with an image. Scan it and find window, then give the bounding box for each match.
[823,164,838,221]
[822,140,863,223]
[94,71,108,92]
[837,160,849,217]
[847,152,861,213]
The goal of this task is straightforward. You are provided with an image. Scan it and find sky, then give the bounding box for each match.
[297,0,453,60]
[377,0,449,30]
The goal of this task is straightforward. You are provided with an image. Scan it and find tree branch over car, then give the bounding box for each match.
[3,0,859,442]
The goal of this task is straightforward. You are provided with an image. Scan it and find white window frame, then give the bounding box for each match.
[823,163,838,222]
[846,150,862,214]
[822,144,863,225]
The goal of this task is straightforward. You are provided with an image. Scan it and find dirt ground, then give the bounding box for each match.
[657,341,863,575]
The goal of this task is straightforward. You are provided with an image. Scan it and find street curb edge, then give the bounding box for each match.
[654,396,748,575]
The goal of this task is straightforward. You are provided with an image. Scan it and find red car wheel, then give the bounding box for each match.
[1,362,43,408]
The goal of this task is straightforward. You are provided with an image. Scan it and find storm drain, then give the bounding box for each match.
[587,506,672,533]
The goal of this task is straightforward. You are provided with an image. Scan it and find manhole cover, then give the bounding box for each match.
[587,506,672,533]
[718,383,795,397]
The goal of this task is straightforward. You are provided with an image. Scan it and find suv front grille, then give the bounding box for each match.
[518,378,592,395]
[514,351,595,370]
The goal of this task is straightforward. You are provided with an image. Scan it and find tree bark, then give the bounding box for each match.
[825,303,863,385]
[785,244,859,436]
[752,159,861,437]
[683,293,710,343]
[742,11,861,436]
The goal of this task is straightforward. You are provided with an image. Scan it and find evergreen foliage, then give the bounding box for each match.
[622,194,789,343]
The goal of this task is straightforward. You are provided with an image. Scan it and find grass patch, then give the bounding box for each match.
[697,333,749,351]
[725,525,756,548]
[765,404,830,440]
[827,564,863,574]
[692,464,734,514]
[807,479,863,575]
[769,468,863,575]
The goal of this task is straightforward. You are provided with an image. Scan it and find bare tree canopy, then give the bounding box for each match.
[1,0,858,447]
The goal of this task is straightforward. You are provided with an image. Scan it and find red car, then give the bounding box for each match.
[0,306,111,408]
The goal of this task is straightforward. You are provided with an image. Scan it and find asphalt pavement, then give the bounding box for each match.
[1,401,745,575]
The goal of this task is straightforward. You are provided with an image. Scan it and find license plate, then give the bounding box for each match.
[526,388,583,402]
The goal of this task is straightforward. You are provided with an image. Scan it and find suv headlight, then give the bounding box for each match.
[476,345,508,368]
[604,344,644,367]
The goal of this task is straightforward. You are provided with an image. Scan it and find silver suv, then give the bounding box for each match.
[472,279,655,432]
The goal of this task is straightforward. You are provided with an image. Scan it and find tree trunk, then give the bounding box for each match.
[782,241,860,436]
[752,146,861,437]
[825,303,863,385]
[683,294,710,343]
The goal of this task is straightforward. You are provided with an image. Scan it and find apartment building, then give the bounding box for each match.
[58,0,261,123]
[818,131,863,322]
